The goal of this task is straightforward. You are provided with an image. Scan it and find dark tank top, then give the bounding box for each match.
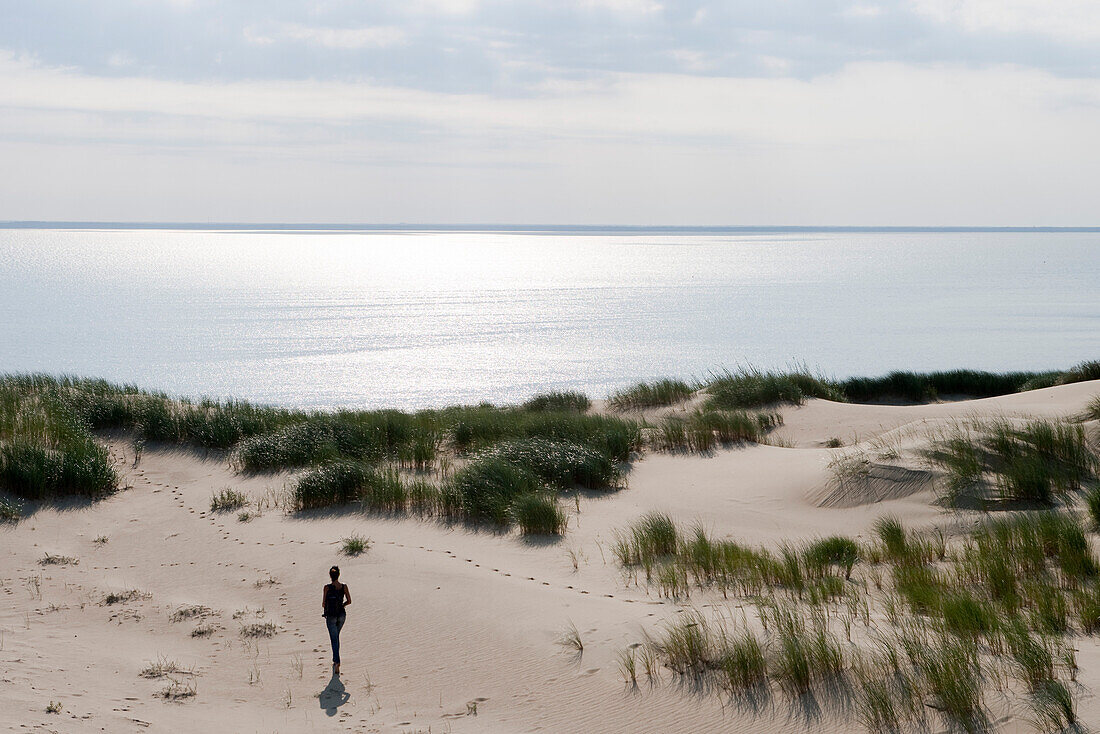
[324,583,345,618]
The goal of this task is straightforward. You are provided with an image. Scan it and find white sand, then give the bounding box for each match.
[2,380,1098,732]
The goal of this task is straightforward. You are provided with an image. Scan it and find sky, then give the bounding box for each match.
[1,1,1099,225]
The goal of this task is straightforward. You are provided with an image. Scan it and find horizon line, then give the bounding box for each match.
[3,221,1100,233]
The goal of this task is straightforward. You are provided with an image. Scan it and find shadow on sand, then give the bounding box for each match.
[319,674,350,716]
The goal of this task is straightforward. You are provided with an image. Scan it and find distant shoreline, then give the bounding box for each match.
[3,222,1100,234]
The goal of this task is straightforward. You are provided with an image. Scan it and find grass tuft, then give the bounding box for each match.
[607,379,695,411]
[39,552,78,566]
[340,534,369,556]
[512,493,567,536]
[704,366,843,409]
[448,455,545,525]
[209,488,249,513]
[522,391,591,413]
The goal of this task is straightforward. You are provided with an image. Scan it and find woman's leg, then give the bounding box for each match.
[326,616,341,666]
[335,615,345,667]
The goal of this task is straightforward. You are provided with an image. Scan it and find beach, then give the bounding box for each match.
[3,377,1098,732]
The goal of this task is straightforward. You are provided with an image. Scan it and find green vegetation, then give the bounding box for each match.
[522,391,591,413]
[512,493,568,536]
[0,377,118,499]
[684,361,1100,410]
[607,379,695,411]
[209,488,249,513]
[651,410,781,452]
[480,437,622,489]
[5,364,1091,506]
[339,534,369,556]
[614,511,1100,733]
[705,367,843,409]
[1086,394,1100,421]
[926,418,1096,506]
[449,455,544,524]
[803,536,859,579]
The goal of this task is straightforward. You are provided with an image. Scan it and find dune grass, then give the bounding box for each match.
[522,391,591,413]
[926,418,1096,506]
[704,367,843,409]
[615,508,1100,732]
[449,455,545,525]
[0,378,118,499]
[607,379,695,411]
[512,493,567,535]
[650,410,781,452]
[339,534,369,556]
[209,488,249,513]
[1086,394,1100,421]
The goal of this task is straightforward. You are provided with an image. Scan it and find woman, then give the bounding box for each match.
[322,566,352,674]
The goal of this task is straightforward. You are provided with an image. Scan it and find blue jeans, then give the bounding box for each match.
[326,614,346,664]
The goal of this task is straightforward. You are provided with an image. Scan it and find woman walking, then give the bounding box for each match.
[322,566,351,674]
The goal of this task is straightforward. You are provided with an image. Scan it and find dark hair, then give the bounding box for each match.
[329,566,340,581]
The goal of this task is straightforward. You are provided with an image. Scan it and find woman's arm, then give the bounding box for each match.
[343,585,352,609]
[322,585,328,612]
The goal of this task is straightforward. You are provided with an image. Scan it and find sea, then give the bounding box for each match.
[2,225,1097,410]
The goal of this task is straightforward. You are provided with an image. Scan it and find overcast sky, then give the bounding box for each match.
[2,0,1099,224]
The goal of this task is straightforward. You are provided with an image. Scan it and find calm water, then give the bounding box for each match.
[1,227,1097,409]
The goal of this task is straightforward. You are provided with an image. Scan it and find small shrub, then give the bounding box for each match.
[340,534,369,556]
[140,657,188,678]
[156,678,197,700]
[209,488,249,513]
[512,493,567,535]
[39,552,78,566]
[804,536,859,579]
[45,701,62,714]
[615,512,679,568]
[102,589,148,605]
[448,455,544,524]
[874,516,907,558]
[170,604,213,623]
[481,437,621,489]
[239,622,277,638]
[293,461,373,510]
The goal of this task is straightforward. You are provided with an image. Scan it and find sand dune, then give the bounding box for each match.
[2,381,1098,732]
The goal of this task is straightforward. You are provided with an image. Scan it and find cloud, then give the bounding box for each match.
[244,23,408,49]
[3,51,1100,149]
[910,0,1100,43]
